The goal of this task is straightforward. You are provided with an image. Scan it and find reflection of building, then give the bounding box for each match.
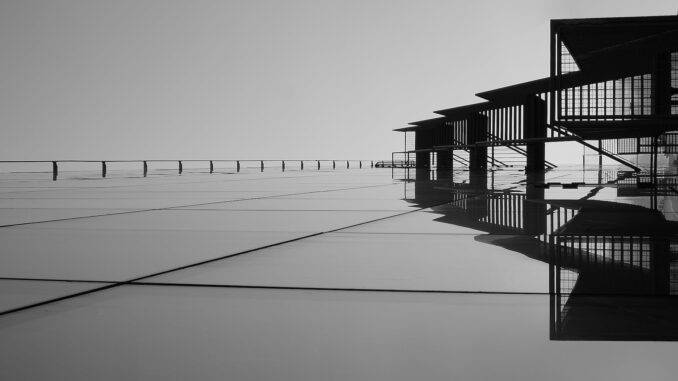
[405,171,678,341]
[546,200,678,340]
[394,16,678,180]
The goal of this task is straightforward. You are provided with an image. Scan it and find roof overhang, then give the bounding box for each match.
[554,15,678,74]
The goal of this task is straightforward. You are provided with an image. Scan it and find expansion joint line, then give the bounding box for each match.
[0,182,394,229]
[0,187,461,317]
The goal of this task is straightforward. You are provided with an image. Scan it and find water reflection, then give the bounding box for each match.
[401,167,678,341]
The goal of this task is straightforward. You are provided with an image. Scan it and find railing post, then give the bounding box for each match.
[101,161,107,178]
[52,161,58,181]
[282,160,285,172]
[317,160,320,170]
[333,160,336,169]
[300,161,304,170]
[209,160,214,174]
[260,160,264,172]
[143,161,148,177]
[178,160,183,174]
[236,160,240,172]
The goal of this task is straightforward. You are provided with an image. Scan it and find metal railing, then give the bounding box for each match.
[0,159,378,181]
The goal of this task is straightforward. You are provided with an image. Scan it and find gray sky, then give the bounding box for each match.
[1,0,676,162]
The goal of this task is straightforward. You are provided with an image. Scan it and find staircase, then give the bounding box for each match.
[548,124,642,172]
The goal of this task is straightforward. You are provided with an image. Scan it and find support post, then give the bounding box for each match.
[237,161,240,172]
[653,136,659,186]
[523,95,547,235]
[654,52,671,117]
[468,114,488,172]
[333,160,336,169]
[52,161,58,181]
[260,160,264,172]
[524,96,546,173]
[301,161,304,170]
[415,130,432,169]
[435,149,452,179]
[101,161,107,178]
[317,160,320,170]
[524,170,546,235]
[346,160,349,169]
[598,140,602,184]
[209,160,214,174]
[282,160,285,172]
[178,161,183,174]
[436,150,452,170]
[371,161,374,168]
[143,161,148,177]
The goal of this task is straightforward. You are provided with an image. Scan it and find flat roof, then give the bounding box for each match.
[555,15,678,73]
[434,102,493,118]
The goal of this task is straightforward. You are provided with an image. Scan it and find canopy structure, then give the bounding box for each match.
[393,15,678,173]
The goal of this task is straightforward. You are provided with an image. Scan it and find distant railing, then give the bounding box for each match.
[0,159,378,181]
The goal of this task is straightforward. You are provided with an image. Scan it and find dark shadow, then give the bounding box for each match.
[404,166,678,341]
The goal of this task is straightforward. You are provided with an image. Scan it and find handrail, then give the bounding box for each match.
[0,159,376,163]
[545,124,642,172]
[0,159,379,181]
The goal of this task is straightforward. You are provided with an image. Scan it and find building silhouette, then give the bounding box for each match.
[393,15,678,178]
[397,163,678,341]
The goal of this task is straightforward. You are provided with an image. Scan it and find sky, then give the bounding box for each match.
[1,0,677,163]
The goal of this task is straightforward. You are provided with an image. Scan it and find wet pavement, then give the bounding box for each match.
[0,165,677,380]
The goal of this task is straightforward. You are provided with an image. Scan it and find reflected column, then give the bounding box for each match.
[523,95,547,236]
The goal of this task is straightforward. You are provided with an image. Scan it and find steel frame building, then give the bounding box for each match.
[394,15,678,178]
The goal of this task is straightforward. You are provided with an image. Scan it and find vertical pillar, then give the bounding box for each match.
[415,130,431,169]
[468,114,488,172]
[301,161,304,170]
[346,160,349,169]
[524,170,546,235]
[436,149,452,179]
[260,160,264,172]
[178,161,183,174]
[101,161,107,178]
[209,160,214,174]
[236,161,240,172]
[359,161,362,168]
[524,96,546,172]
[317,160,320,170]
[282,160,285,172]
[653,52,671,186]
[143,161,148,177]
[651,237,671,295]
[436,150,452,170]
[371,161,374,168]
[654,52,671,117]
[52,161,58,181]
[598,140,603,184]
[652,136,659,188]
[523,95,547,235]
[332,160,336,169]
